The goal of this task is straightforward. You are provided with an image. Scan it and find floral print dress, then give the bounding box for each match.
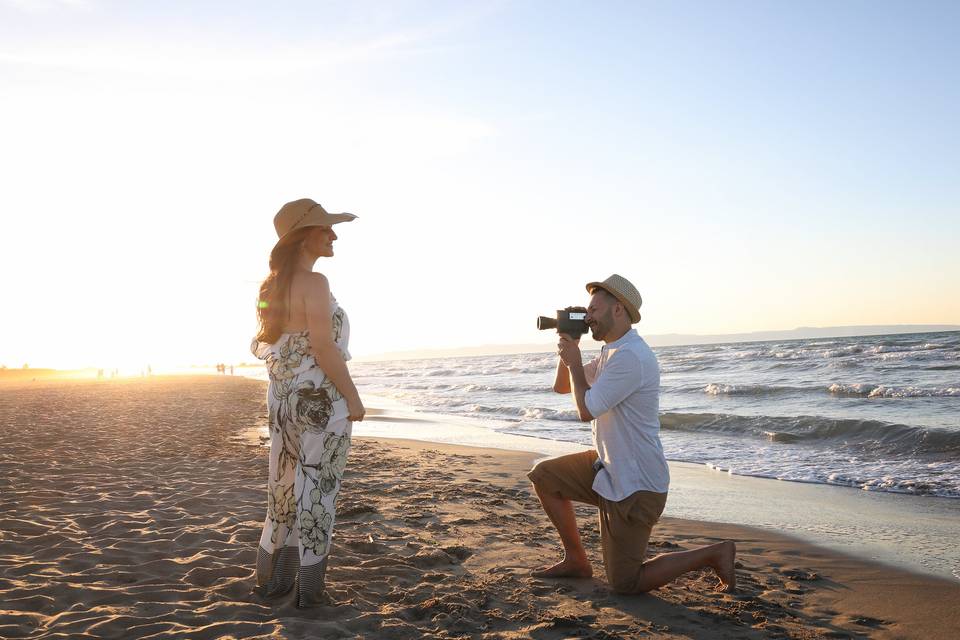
[251,292,351,607]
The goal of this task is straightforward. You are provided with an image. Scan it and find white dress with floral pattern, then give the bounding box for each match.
[251,292,351,606]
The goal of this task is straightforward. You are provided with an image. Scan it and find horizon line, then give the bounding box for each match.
[3,323,957,372]
[352,323,960,363]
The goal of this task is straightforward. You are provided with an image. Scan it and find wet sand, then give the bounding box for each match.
[345,397,960,583]
[1,375,958,639]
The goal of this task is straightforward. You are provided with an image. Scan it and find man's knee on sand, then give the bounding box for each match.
[606,563,650,594]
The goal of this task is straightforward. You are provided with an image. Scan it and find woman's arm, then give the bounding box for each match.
[302,272,365,421]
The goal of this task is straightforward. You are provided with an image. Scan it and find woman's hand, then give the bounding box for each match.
[347,395,366,422]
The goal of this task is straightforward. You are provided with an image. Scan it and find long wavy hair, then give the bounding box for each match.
[255,228,311,344]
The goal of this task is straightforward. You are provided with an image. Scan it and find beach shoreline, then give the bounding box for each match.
[295,388,960,583]
[2,375,959,639]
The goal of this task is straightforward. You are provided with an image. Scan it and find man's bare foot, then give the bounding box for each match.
[531,556,593,579]
[712,540,737,592]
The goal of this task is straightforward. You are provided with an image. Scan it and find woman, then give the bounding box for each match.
[251,197,365,607]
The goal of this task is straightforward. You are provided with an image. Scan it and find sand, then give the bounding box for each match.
[1,375,958,639]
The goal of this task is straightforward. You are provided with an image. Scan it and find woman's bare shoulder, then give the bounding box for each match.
[291,271,330,295]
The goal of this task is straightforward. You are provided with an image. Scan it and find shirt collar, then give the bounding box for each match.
[602,328,638,351]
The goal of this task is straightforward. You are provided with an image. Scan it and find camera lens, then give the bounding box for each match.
[537,316,558,331]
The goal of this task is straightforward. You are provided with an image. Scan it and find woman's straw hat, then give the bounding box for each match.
[273,198,357,248]
[586,274,642,323]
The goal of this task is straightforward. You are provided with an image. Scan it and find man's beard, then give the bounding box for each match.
[590,310,613,341]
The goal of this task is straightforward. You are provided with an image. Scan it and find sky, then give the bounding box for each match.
[1,0,959,369]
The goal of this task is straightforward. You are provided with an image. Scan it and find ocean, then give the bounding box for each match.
[351,331,960,499]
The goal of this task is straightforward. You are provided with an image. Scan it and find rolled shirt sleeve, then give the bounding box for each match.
[584,349,643,418]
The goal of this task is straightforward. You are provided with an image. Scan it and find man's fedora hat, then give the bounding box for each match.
[586,274,642,323]
[273,198,357,249]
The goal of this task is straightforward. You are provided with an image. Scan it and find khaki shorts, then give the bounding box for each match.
[527,449,667,594]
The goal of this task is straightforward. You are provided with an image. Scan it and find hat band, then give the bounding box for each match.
[283,204,320,237]
[293,205,315,228]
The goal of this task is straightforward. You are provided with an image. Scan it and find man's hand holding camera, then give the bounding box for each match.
[557,305,587,369]
[557,333,582,369]
[551,306,593,422]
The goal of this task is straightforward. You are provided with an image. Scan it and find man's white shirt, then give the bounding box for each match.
[583,329,670,501]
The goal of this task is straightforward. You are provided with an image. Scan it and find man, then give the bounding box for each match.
[528,274,736,594]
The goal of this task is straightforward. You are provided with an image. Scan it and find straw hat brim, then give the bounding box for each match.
[273,210,357,249]
[586,281,642,323]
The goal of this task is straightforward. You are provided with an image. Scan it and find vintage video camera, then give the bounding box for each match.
[537,309,588,339]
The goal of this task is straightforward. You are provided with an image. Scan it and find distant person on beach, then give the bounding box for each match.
[528,274,737,593]
[250,198,365,607]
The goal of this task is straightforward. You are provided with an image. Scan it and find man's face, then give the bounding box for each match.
[585,291,616,341]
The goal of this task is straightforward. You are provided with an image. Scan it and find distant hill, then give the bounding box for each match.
[354,324,960,362]
[643,324,960,347]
